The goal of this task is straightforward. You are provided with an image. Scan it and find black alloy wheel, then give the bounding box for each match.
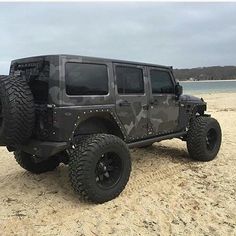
[95,152,122,189]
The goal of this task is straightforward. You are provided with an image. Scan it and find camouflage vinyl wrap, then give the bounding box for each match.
[10,55,206,145]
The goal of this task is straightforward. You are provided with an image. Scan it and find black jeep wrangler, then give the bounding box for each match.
[0,55,221,203]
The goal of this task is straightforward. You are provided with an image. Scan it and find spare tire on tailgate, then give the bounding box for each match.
[0,75,35,147]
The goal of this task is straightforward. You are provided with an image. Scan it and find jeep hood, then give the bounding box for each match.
[180,94,205,104]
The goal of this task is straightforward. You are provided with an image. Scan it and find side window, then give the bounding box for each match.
[116,66,144,94]
[65,63,108,95]
[150,69,174,94]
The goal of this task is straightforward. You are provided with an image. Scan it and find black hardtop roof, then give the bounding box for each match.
[12,54,172,70]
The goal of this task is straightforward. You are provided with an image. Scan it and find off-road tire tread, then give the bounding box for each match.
[68,134,131,203]
[187,116,221,161]
[0,75,35,146]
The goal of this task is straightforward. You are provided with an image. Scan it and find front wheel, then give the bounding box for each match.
[68,134,131,203]
[186,117,222,161]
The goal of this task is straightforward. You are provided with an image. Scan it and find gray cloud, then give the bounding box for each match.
[0,2,236,74]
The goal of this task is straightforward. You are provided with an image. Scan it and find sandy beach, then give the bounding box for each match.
[0,92,235,236]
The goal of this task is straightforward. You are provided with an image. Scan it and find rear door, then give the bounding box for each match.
[114,64,148,139]
[148,67,179,134]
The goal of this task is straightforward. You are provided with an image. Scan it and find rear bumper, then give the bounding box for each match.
[21,139,68,159]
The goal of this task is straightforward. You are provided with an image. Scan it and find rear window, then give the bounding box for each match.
[10,61,50,82]
[65,63,108,95]
[10,61,49,103]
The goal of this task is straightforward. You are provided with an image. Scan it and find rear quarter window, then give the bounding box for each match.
[65,63,109,95]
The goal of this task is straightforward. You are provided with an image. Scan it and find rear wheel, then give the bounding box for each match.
[14,151,60,174]
[68,134,131,203]
[186,117,222,161]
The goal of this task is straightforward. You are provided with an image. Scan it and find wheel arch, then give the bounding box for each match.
[179,102,208,132]
[192,103,207,116]
[73,113,125,140]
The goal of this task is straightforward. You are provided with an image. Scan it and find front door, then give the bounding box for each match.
[114,64,148,140]
[148,67,179,134]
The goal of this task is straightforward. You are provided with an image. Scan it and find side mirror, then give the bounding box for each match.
[175,83,183,97]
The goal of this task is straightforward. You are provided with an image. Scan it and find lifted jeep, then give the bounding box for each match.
[0,55,222,203]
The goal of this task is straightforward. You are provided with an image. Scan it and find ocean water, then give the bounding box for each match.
[180,80,236,94]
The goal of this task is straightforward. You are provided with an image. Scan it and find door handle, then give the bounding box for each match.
[119,100,131,107]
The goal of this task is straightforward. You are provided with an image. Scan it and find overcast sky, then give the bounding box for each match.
[0,2,236,74]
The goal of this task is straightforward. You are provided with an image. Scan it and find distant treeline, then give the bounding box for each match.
[173,66,236,81]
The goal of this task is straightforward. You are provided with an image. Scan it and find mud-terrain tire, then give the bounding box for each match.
[68,134,131,203]
[0,75,35,147]
[14,150,60,174]
[187,117,221,161]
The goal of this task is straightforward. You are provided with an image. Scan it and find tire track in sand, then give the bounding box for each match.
[124,163,189,196]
